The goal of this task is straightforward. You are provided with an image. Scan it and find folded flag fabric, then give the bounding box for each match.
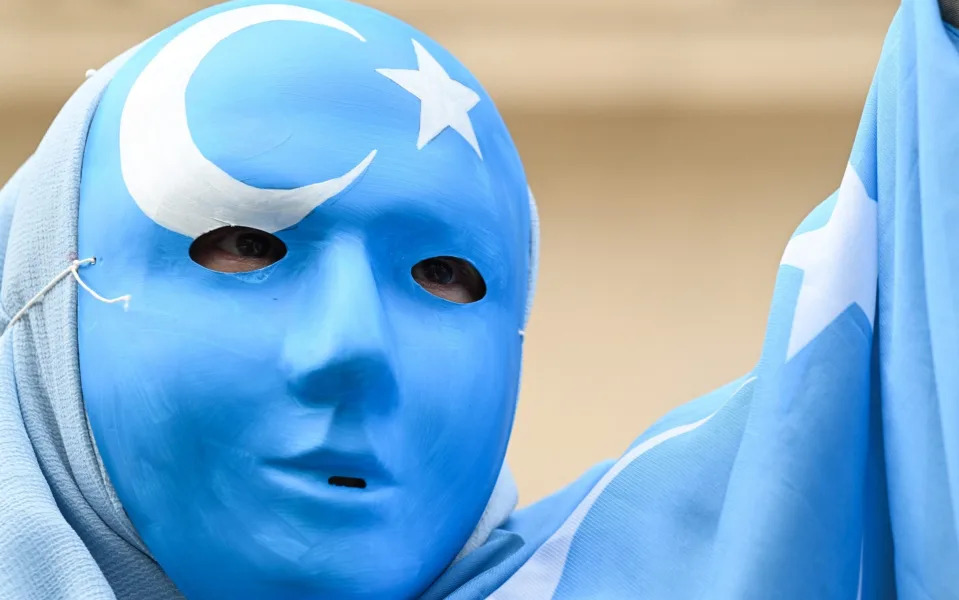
[424,1,959,597]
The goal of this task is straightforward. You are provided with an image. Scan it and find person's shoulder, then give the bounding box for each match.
[629,374,755,450]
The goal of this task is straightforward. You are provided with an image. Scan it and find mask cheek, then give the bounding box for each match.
[385,357,512,567]
[82,287,288,493]
[392,318,518,481]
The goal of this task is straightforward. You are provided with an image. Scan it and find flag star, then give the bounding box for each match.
[780,163,877,360]
[377,39,483,158]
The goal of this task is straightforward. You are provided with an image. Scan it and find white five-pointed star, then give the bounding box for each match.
[780,163,877,360]
[377,39,483,158]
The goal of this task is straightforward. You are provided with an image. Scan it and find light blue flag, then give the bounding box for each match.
[423,0,959,597]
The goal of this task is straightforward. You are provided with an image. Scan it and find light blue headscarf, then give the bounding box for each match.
[2,0,957,598]
[0,48,182,599]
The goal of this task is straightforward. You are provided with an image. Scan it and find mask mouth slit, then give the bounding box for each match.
[328,476,367,489]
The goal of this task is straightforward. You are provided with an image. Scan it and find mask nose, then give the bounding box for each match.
[282,235,397,412]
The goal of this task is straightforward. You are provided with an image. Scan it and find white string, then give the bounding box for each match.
[4,257,131,334]
[69,260,131,309]
[85,68,98,79]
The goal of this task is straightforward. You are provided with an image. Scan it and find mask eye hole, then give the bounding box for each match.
[190,226,287,273]
[411,257,486,304]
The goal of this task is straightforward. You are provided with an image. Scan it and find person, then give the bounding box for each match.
[1,0,957,598]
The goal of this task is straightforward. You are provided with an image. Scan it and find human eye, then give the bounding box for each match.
[411,257,486,304]
[189,226,287,273]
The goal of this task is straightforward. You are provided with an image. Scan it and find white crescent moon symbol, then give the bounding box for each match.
[119,4,377,238]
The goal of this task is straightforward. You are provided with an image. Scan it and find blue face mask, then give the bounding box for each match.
[77,2,531,598]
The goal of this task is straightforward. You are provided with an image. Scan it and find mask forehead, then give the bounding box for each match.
[109,0,528,245]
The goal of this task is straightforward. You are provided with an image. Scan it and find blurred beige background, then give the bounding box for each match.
[0,0,898,503]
